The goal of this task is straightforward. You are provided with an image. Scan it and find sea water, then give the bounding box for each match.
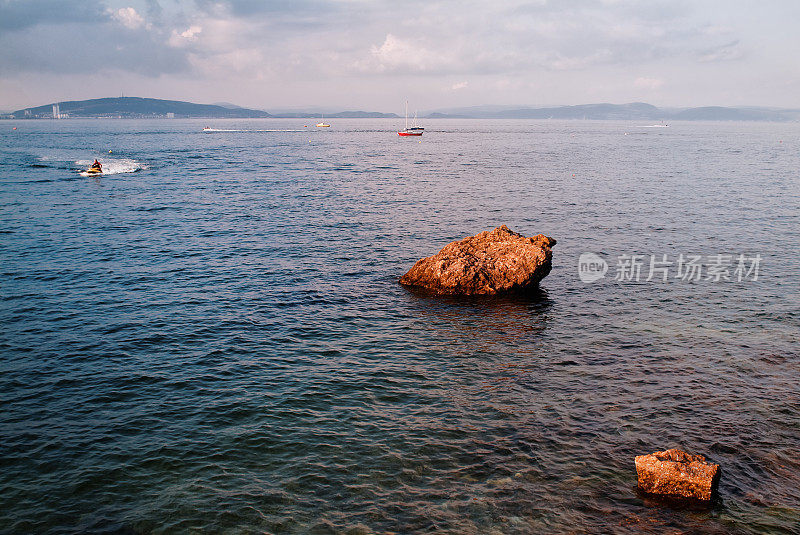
[1,118,798,533]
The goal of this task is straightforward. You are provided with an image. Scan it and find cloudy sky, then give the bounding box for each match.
[1,0,798,112]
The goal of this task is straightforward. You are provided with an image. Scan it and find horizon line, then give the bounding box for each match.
[4,95,800,115]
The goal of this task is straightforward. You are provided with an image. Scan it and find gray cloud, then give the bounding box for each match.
[0,0,794,111]
[144,0,163,20]
[0,20,189,76]
[334,1,741,78]
[0,0,745,79]
[696,40,744,62]
[191,0,343,27]
[0,0,107,31]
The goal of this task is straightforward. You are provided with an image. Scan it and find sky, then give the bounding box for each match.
[1,0,799,113]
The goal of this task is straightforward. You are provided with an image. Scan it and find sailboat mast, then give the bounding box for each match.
[405,100,409,130]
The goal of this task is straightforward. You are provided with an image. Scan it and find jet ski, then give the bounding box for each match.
[86,163,103,174]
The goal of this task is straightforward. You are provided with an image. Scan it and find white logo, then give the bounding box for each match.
[578,252,608,283]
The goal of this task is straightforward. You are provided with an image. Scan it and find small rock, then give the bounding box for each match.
[635,448,720,501]
[399,225,556,296]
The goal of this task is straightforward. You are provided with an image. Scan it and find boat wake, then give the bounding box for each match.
[202,128,308,133]
[76,158,146,177]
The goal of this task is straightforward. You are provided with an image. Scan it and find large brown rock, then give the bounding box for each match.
[399,225,556,296]
[635,449,721,501]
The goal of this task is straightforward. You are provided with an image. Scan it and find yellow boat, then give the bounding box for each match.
[316,114,330,127]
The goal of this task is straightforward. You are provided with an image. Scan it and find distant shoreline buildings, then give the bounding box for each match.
[4,97,274,120]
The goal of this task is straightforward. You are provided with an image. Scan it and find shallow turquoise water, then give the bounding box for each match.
[1,118,799,534]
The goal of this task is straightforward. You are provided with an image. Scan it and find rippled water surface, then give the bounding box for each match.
[1,119,799,534]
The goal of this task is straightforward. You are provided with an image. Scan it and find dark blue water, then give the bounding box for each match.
[1,118,798,534]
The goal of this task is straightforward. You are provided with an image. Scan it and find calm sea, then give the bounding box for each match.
[1,118,798,534]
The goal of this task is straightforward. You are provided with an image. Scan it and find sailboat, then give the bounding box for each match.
[316,114,330,127]
[408,110,424,133]
[398,101,423,136]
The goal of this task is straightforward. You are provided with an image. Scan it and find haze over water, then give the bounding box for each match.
[1,118,799,534]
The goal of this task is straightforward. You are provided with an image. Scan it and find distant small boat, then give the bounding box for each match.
[316,115,330,127]
[398,101,423,136]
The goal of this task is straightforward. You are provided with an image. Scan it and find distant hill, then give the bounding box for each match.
[668,106,800,121]
[427,112,470,119]
[327,111,399,119]
[211,102,244,109]
[11,97,271,119]
[9,97,799,122]
[495,102,661,120]
[425,103,800,121]
[426,103,661,119]
[270,111,399,118]
[9,97,400,120]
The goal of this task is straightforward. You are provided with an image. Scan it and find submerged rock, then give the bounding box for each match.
[399,225,556,296]
[635,448,720,501]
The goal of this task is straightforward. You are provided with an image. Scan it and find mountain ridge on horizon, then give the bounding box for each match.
[5,96,800,121]
[6,97,400,119]
[426,102,800,121]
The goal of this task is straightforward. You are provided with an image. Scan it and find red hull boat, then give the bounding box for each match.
[397,100,423,137]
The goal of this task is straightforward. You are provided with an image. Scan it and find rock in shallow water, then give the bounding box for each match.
[635,448,721,501]
[399,225,556,296]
